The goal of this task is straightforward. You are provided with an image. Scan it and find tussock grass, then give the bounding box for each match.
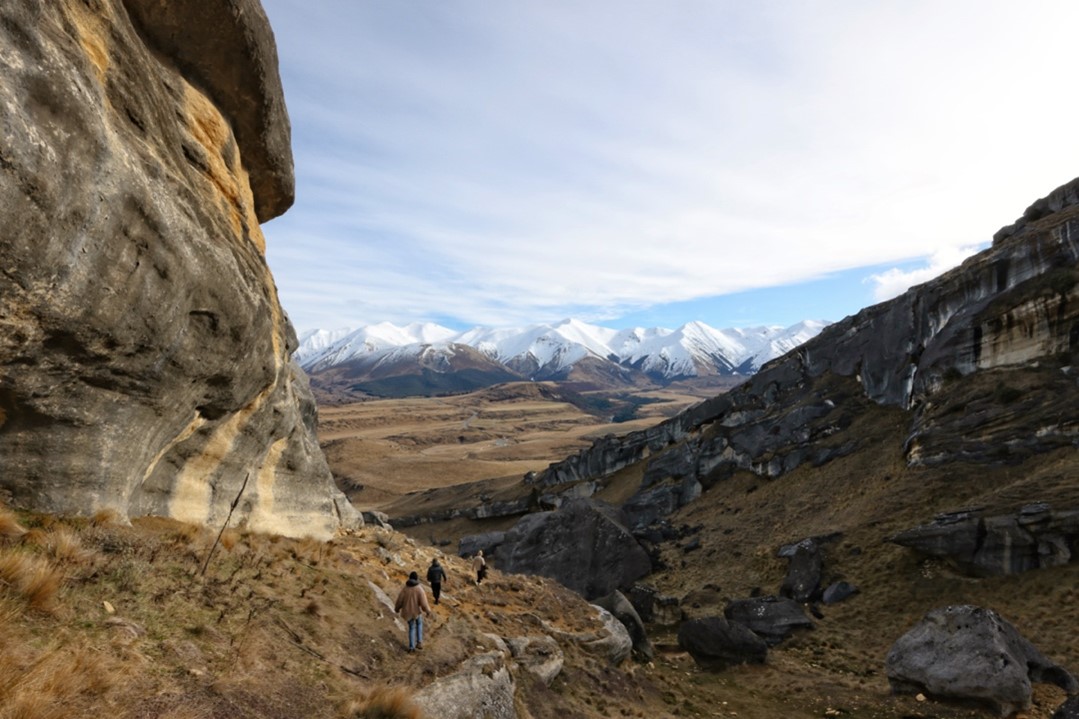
[0,553,63,611]
[0,507,26,541]
[91,508,121,526]
[341,687,426,719]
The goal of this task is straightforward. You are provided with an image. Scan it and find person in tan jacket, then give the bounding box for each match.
[472,549,487,584]
[394,571,432,652]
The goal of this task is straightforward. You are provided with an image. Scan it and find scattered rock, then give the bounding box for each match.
[677,616,768,670]
[724,596,814,646]
[821,581,859,605]
[886,605,1078,717]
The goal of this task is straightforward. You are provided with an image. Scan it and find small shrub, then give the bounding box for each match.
[341,687,425,719]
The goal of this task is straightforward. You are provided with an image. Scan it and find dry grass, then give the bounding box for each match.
[318,384,701,510]
[0,553,63,611]
[0,507,27,541]
[340,687,425,719]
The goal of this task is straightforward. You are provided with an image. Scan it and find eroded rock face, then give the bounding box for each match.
[890,504,1079,576]
[886,605,1078,717]
[0,0,358,537]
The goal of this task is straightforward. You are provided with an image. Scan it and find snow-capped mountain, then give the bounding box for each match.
[296,318,829,387]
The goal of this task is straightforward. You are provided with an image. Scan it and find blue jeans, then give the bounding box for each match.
[407,616,424,650]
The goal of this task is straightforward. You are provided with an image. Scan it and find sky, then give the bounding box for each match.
[259,0,1079,336]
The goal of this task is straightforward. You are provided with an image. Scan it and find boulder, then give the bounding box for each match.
[582,605,633,666]
[504,635,564,686]
[677,616,768,670]
[821,581,859,605]
[779,538,823,602]
[724,596,814,646]
[0,0,357,538]
[487,499,652,600]
[886,605,1078,717]
[412,652,516,719]
[593,590,655,661]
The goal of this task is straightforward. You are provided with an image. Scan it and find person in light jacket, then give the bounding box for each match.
[394,571,432,652]
[472,549,487,584]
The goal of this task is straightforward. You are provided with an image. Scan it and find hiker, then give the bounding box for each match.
[426,558,446,605]
[394,571,432,652]
[472,549,487,584]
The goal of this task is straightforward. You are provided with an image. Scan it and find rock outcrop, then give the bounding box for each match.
[890,503,1079,576]
[0,0,358,537]
[886,605,1078,716]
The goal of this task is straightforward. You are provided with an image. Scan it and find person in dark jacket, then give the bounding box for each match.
[394,571,432,652]
[426,558,447,604]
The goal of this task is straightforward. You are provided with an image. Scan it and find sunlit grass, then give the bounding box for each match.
[341,687,426,719]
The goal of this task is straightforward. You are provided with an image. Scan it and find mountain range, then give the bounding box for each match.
[295,318,829,397]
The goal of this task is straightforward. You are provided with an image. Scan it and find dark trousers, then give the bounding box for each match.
[431,582,441,604]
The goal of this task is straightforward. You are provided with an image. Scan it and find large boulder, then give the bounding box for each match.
[0,1,357,537]
[677,616,768,670]
[483,499,652,600]
[724,596,814,646]
[886,605,1078,716]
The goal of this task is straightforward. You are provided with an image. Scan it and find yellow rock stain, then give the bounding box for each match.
[68,0,112,85]
[181,84,267,254]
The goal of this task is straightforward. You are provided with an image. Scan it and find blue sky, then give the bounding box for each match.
[259,0,1078,335]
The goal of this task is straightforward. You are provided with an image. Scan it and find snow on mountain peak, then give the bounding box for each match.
[295,319,830,380]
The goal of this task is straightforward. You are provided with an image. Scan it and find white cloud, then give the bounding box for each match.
[259,0,1079,333]
[867,245,986,303]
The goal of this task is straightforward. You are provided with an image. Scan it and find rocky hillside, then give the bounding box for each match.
[380,178,1079,717]
[0,0,356,537]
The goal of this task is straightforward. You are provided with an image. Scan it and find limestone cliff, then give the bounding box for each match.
[0,0,359,537]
